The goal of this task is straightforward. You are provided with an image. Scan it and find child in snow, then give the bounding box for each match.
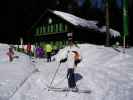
[67,40,81,90]
[36,47,44,58]
[7,47,14,62]
[57,39,81,90]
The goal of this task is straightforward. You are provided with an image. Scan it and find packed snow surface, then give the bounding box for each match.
[0,43,133,100]
[0,44,36,100]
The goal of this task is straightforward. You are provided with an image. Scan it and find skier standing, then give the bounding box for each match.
[57,40,81,91]
[66,50,77,90]
[67,40,81,90]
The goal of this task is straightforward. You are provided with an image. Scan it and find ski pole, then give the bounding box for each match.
[54,70,68,87]
[49,62,61,89]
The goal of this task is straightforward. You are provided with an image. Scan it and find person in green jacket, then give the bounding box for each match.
[45,43,52,62]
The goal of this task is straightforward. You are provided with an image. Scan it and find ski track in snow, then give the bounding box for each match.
[1,44,133,100]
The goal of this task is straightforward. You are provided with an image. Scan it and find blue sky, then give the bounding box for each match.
[76,0,85,7]
[76,0,122,9]
[116,0,122,8]
[91,0,122,9]
[91,0,104,9]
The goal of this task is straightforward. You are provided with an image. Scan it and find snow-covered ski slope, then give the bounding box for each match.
[1,43,133,100]
[0,44,36,100]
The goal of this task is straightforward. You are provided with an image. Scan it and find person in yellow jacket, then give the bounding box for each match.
[45,43,52,62]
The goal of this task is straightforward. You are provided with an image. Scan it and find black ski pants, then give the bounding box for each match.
[47,52,51,62]
[67,68,76,88]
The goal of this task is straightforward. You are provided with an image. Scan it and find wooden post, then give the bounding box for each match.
[105,0,110,46]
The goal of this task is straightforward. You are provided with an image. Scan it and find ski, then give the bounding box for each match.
[48,87,91,94]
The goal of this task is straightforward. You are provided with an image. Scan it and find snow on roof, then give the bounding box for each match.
[50,10,120,37]
[98,26,120,37]
[51,10,98,30]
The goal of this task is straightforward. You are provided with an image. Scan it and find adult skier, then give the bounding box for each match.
[45,43,53,62]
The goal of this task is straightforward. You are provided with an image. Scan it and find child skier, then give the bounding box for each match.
[57,40,81,91]
[7,47,14,62]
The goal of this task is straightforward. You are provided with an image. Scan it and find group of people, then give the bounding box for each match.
[7,40,82,90]
[26,40,82,90]
[26,42,58,62]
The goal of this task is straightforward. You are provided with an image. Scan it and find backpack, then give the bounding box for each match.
[72,51,81,66]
